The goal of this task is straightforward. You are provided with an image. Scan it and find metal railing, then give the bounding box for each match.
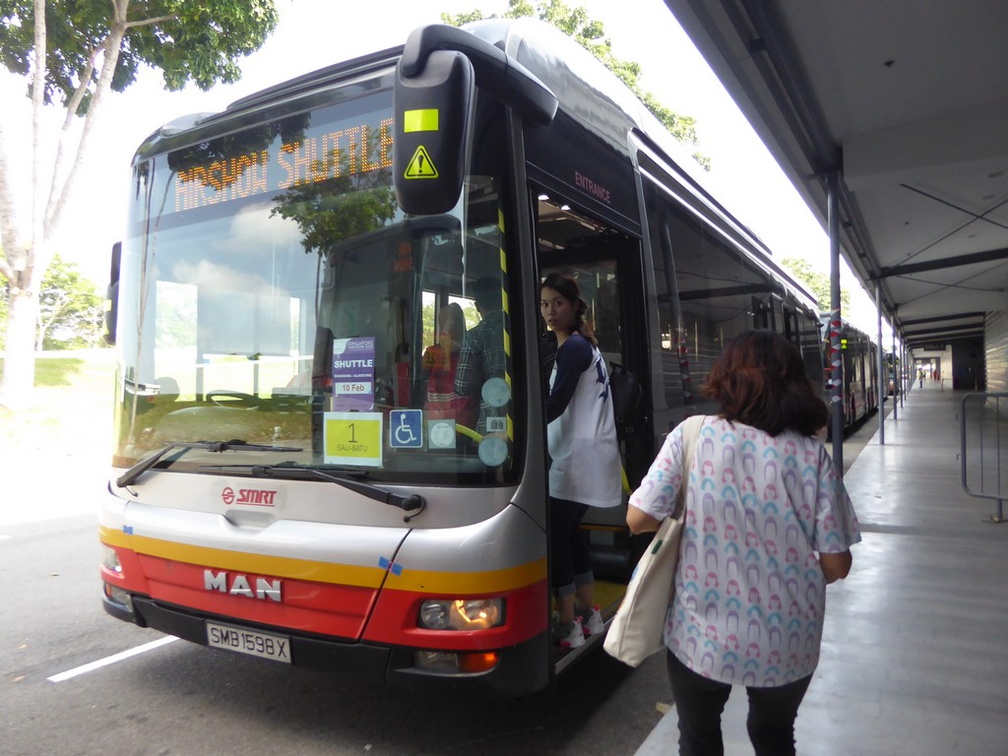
[960,392,1008,523]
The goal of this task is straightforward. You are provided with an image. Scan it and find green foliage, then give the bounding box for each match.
[442,0,709,169]
[269,126,398,257]
[782,257,851,311]
[0,0,279,113]
[272,184,398,258]
[0,254,104,350]
[37,253,105,348]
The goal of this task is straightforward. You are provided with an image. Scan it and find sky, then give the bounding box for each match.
[0,0,889,339]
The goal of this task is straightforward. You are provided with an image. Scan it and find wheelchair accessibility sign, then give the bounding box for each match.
[389,409,423,449]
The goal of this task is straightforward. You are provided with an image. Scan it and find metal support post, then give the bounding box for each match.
[891,314,898,419]
[827,172,844,473]
[876,282,885,444]
[899,334,905,411]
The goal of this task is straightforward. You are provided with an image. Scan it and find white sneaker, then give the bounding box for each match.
[554,617,585,649]
[578,605,605,636]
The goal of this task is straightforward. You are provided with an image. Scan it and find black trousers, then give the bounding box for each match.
[666,650,812,756]
[548,497,590,595]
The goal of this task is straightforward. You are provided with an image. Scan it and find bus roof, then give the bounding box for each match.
[467,19,816,306]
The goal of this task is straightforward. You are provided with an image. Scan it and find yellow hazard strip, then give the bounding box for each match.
[496,206,514,443]
[498,210,507,271]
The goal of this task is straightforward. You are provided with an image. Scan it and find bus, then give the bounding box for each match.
[819,314,880,435]
[886,350,900,395]
[99,19,824,695]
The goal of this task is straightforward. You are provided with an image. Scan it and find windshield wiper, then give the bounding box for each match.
[116,440,303,488]
[197,462,426,521]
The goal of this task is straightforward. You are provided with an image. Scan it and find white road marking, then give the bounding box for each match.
[48,636,179,683]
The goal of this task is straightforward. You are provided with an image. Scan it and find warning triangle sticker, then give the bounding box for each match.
[404,145,439,179]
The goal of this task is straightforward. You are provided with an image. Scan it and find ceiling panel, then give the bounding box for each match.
[665,0,1008,348]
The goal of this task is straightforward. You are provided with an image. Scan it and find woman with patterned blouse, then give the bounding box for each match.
[627,330,860,756]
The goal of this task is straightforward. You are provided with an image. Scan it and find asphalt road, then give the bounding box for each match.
[1,408,887,756]
[1,505,671,756]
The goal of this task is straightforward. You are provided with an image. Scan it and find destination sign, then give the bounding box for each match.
[173,118,394,213]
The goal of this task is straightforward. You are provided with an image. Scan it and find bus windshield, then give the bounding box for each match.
[113,67,517,484]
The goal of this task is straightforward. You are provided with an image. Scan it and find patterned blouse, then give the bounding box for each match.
[629,416,861,687]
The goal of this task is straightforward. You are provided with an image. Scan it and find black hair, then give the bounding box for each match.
[540,272,594,344]
[703,330,828,436]
[472,277,502,311]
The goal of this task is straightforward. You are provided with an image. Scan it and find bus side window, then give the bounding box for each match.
[641,182,686,428]
[643,176,784,422]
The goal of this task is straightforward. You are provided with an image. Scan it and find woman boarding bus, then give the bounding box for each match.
[100,19,824,695]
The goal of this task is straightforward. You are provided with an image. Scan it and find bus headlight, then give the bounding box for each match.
[418,598,504,630]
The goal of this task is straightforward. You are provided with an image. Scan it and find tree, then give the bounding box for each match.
[442,0,709,168]
[36,253,104,349]
[0,0,280,409]
[782,257,850,312]
[0,277,7,351]
[268,123,398,258]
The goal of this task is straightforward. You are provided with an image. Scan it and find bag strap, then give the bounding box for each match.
[674,414,705,516]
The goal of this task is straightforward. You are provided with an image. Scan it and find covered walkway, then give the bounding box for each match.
[636,383,1008,754]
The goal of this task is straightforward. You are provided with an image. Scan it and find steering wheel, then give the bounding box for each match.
[206,390,260,409]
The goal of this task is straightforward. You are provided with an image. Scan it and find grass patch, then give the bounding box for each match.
[0,351,116,455]
[32,357,86,387]
[0,352,113,390]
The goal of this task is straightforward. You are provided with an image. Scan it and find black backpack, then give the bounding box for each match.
[609,361,642,437]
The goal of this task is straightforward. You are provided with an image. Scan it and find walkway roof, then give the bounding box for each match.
[664,0,1008,350]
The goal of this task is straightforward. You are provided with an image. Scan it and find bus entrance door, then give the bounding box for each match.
[536,198,651,594]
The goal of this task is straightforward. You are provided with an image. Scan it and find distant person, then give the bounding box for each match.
[627,330,860,755]
[454,277,507,433]
[422,302,473,426]
[540,273,622,649]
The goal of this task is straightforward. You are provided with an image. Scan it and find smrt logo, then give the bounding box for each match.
[221,487,278,507]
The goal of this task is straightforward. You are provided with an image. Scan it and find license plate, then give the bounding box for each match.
[206,621,291,663]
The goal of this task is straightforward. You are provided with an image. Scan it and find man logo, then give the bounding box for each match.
[204,570,282,602]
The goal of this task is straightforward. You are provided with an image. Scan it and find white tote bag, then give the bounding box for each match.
[604,415,704,667]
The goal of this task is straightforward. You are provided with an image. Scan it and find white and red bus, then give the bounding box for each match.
[100,19,823,694]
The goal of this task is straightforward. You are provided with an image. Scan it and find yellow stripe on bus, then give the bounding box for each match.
[101,527,546,594]
[384,558,547,594]
[100,526,384,588]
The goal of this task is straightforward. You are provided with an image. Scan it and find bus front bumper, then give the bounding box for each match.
[102,593,550,695]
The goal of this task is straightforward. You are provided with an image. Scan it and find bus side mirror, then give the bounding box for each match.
[393,48,474,216]
[103,241,121,346]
